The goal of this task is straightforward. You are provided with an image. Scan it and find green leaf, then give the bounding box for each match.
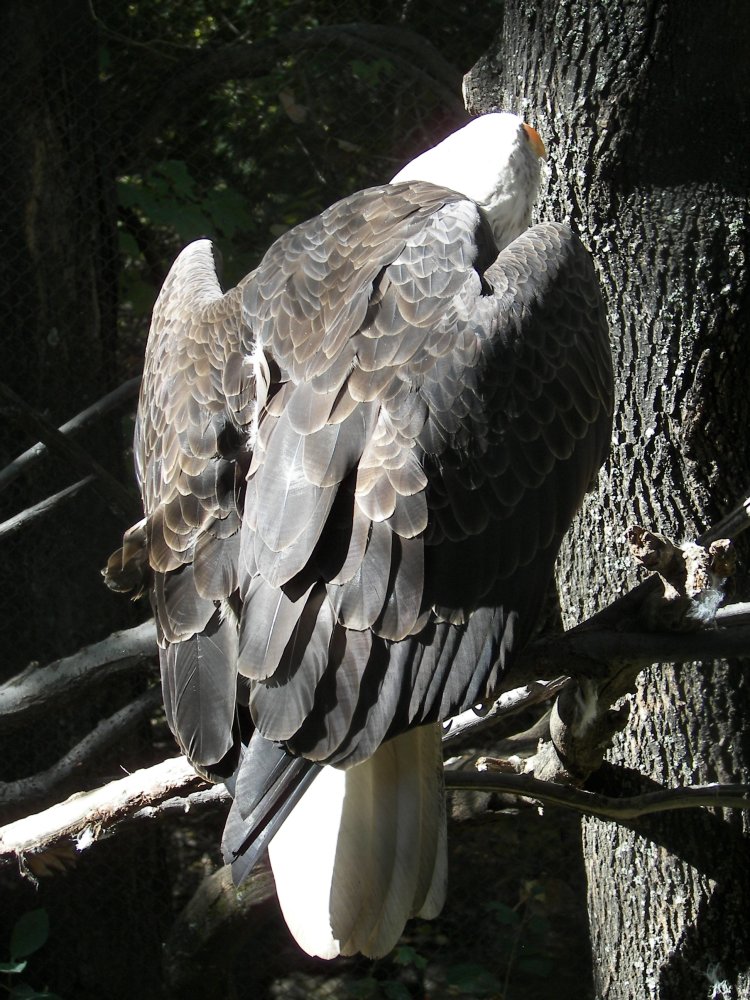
[485,901,521,925]
[446,963,501,996]
[518,956,555,978]
[382,982,412,1000]
[0,960,27,974]
[9,984,61,999]
[10,911,49,960]
[346,978,379,999]
[393,945,427,970]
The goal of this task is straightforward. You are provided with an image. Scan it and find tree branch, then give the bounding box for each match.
[4,752,749,872]
[131,784,229,823]
[0,381,140,523]
[0,687,161,821]
[507,622,750,686]
[0,476,96,541]
[4,504,750,870]
[445,769,750,821]
[498,521,746,786]
[0,756,204,871]
[0,377,141,495]
[0,620,157,730]
[442,677,569,748]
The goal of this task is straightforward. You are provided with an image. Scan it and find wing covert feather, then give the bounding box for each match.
[116,189,612,785]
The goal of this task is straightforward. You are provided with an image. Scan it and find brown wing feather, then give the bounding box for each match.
[238,194,611,767]
[109,241,257,778]
[106,184,612,785]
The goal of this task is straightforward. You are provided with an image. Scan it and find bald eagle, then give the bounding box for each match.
[105,112,613,958]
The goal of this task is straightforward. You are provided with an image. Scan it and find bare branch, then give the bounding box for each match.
[507,622,750,685]
[0,476,96,540]
[0,687,161,820]
[498,520,748,787]
[0,620,157,730]
[0,377,141,495]
[0,380,140,523]
[715,602,750,627]
[445,769,750,821]
[442,677,569,748]
[131,784,230,823]
[0,756,204,869]
[698,491,750,545]
[4,749,749,871]
[6,498,750,871]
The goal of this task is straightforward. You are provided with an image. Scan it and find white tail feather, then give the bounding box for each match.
[268,723,447,958]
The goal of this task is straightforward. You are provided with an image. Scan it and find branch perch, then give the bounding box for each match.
[0,476,96,540]
[3,753,749,872]
[0,380,140,522]
[503,520,744,786]
[0,620,157,730]
[445,770,750,820]
[0,377,140,495]
[0,687,161,820]
[3,498,750,873]
[0,756,205,871]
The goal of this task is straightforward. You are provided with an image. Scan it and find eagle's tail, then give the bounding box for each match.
[267,723,447,959]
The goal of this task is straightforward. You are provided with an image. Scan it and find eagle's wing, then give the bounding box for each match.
[122,246,257,777]
[235,181,612,768]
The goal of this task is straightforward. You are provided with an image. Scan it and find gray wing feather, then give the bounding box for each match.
[162,609,239,773]
[112,242,256,780]
[237,574,315,680]
[240,195,613,767]
[109,185,612,822]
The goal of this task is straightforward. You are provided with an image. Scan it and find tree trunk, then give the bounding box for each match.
[466,2,750,997]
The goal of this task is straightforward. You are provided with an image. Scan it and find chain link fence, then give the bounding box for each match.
[0,3,592,997]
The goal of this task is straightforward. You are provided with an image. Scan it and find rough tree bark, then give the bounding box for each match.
[466,2,750,998]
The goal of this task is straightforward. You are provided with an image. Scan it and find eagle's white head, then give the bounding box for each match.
[391,112,546,251]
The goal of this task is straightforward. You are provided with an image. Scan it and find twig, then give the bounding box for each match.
[0,756,203,866]
[0,687,161,820]
[0,476,96,540]
[444,770,750,820]
[698,492,750,545]
[442,677,569,747]
[0,377,141,494]
[508,623,750,685]
[0,620,157,730]
[715,602,750,627]
[0,380,140,523]
[132,784,230,823]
